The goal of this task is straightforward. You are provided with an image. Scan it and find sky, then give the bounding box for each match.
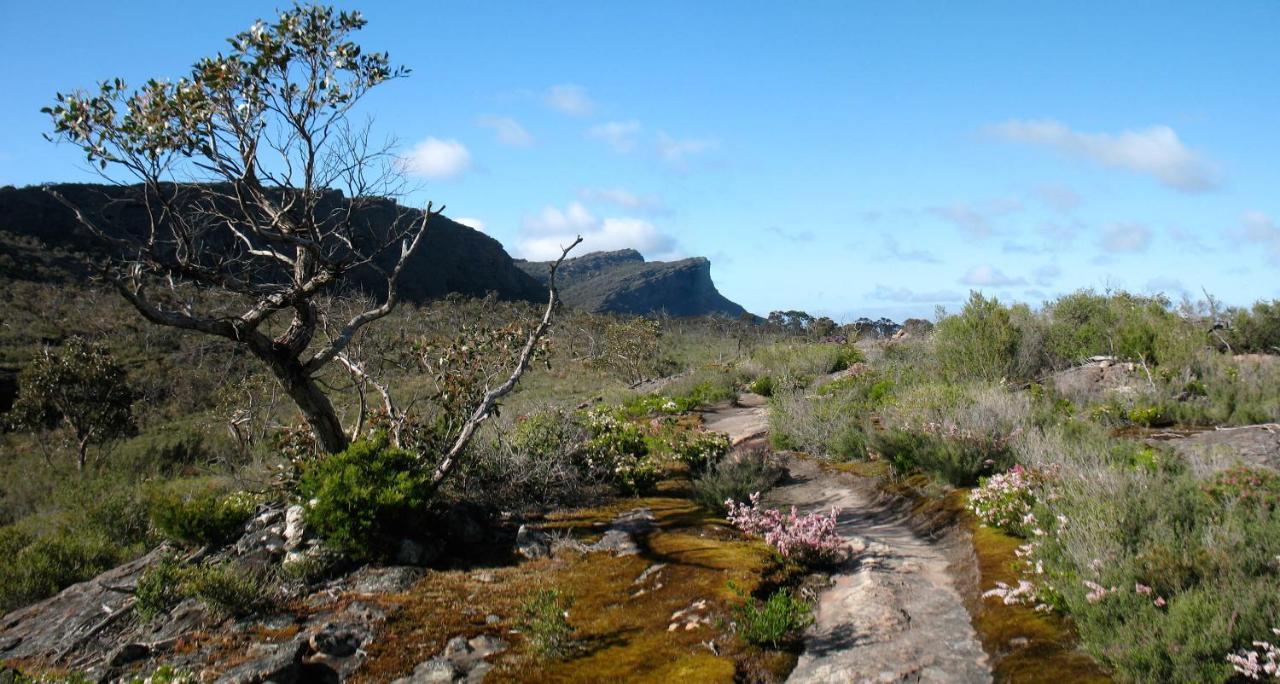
[2,1,1278,320]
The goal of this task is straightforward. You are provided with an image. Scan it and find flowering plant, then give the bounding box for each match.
[671,431,731,473]
[1228,629,1280,680]
[726,493,847,567]
[967,464,1052,536]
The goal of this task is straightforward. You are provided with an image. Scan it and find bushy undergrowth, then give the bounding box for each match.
[726,493,846,567]
[147,484,256,548]
[518,587,577,658]
[693,450,781,515]
[135,555,274,620]
[297,434,431,561]
[730,584,814,649]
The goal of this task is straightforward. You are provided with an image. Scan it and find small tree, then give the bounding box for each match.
[43,5,435,453]
[9,337,137,470]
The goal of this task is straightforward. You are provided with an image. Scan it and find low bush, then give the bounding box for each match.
[181,561,274,618]
[0,527,126,613]
[967,465,1052,536]
[726,493,846,567]
[147,484,256,548]
[692,451,781,515]
[872,428,1015,487]
[135,554,186,622]
[731,585,814,649]
[518,587,576,658]
[747,375,775,397]
[669,430,731,474]
[1226,300,1280,354]
[933,292,1020,382]
[582,409,660,495]
[297,434,431,561]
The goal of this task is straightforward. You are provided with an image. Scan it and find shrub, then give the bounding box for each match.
[934,292,1019,382]
[509,407,587,461]
[747,375,775,397]
[582,410,659,495]
[726,493,846,566]
[182,561,274,618]
[967,465,1051,536]
[518,588,576,658]
[670,430,731,474]
[693,452,781,515]
[147,485,256,548]
[1227,300,1280,354]
[872,428,1015,487]
[0,527,124,613]
[1203,466,1280,511]
[731,585,814,649]
[297,434,431,561]
[1227,628,1280,680]
[135,554,186,622]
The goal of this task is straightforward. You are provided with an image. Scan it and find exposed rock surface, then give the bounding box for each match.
[1159,424,1280,472]
[0,504,426,682]
[391,634,508,683]
[515,248,746,317]
[1051,356,1144,401]
[0,183,548,303]
[771,458,991,684]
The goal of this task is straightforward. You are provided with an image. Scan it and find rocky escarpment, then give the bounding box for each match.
[515,249,746,317]
[0,183,548,304]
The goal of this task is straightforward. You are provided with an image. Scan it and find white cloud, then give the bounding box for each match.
[1100,222,1152,252]
[516,202,680,261]
[587,120,642,153]
[928,199,1020,239]
[402,137,471,180]
[577,187,666,213]
[987,119,1218,192]
[453,217,486,232]
[476,115,533,147]
[868,285,963,303]
[766,226,815,243]
[522,201,597,236]
[1233,210,1280,260]
[960,264,1027,287]
[655,131,718,167]
[1033,183,1082,213]
[544,83,594,116]
[881,234,939,263]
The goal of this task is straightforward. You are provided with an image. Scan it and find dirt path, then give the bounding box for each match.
[702,397,992,684]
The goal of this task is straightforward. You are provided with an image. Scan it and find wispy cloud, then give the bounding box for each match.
[1099,222,1152,252]
[516,201,679,261]
[476,115,533,147]
[1232,210,1280,261]
[578,187,667,213]
[401,137,472,180]
[655,131,718,168]
[868,285,963,303]
[881,234,939,263]
[766,226,815,243]
[587,120,642,152]
[1032,263,1061,286]
[960,264,1027,287]
[543,83,594,116]
[986,119,1218,192]
[1033,183,1082,213]
[929,199,1021,239]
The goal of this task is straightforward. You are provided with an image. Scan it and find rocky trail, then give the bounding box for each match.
[701,395,992,684]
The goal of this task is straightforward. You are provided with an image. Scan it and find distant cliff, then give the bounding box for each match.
[515,249,747,317]
[0,184,548,304]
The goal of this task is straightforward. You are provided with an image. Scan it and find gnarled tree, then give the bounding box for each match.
[44,5,437,453]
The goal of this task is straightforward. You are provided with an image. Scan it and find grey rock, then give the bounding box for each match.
[107,642,150,666]
[309,625,362,657]
[283,505,306,550]
[394,658,457,684]
[515,525,550,559]
[349,566,424,595]
[395,538,437,566]
[214,636,307,684]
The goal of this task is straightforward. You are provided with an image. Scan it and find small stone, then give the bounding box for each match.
[516,525,550,559]
[668,623,679,632]
[472,570,496,583]
[467,635,508,658]
[408,659,457,683]
[284,505,306,550]
[442,635,471,659]
[310,626,361,657]
[485,614,501,625]
[1009,637,1030,648]
[684,622,698,631]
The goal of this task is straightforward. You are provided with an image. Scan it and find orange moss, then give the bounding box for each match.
[355,496,778,683]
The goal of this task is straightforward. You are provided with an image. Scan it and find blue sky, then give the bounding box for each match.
[2,1,1278,320]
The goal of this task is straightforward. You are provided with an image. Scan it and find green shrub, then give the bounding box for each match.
[934,292,1020,382]
[669,431,731,474]
[147,485,256,548]
[1202,466,1280,511]
[135,554,186,622]
[297,434,431,561]
[1226,300,1280,354]
[518,588,576,658]
[0,527,124,613]
[510,408,587,459]
[692,453,780,515]
[1127,403,1173,428]
[182,561,274,618]
[747,375,775,397]
[731,585,813,648]
[582,410,660,495]
[871,428,1014,487]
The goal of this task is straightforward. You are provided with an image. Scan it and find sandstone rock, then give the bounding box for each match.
[213,636,307,684]
[283,505,306,550]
